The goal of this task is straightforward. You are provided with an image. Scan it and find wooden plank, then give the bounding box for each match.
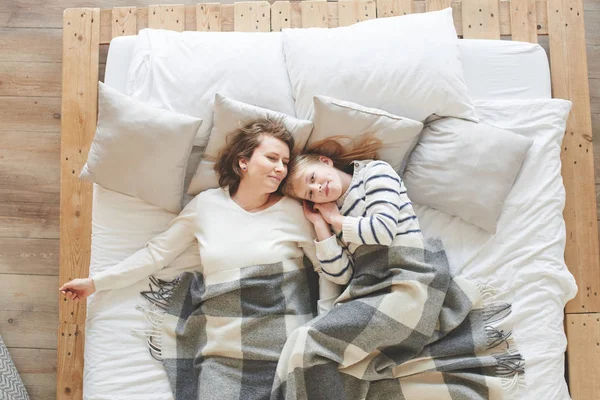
[565,313,600,399]
[0,310,58,349]
[56,324,84,400]
[511,0,538,42]
[426,0,451,12]
[11,348,57,400]
[59,8,99,399]
[271,1,291,31]
[591,78,600,113]
[536,0,550,34]
[377,0,414,17]
[462,0,501,39]
[0,238,59,276]
[301,0,328,28]
[234,1,271,31]
[548,0,600,313]
[338,0,377,26]
[0,274,58,312]
[148,4,185,31]
[0,190,59,239]
[594,114,600,183]
[0,62,61,97]
[0,28,62,63]
[328,1,340,28]
[0,130,60,192]
[221,4,235,31]
[0,97,60,132]
[111,6,137,38]
[197,3,222,31]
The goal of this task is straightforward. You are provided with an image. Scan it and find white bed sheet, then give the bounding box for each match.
[85,35,571,399]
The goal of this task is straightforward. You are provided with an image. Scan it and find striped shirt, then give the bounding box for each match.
[314,160,423,286]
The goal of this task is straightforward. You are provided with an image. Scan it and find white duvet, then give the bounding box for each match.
[83,36,575,399]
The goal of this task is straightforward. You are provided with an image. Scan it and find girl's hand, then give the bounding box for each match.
[314,202,344,230]
[303,200,327,226]
[59,278,96,301]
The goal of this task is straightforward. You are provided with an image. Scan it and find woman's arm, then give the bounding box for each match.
[61,196,200,297]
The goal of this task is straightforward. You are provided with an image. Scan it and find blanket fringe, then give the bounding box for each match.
[133,276,180,361]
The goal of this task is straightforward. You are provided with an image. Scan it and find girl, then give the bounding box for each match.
[281,135,423,305]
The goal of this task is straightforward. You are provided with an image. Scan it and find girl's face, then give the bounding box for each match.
[290,157,344,203]
[240,136,290,193]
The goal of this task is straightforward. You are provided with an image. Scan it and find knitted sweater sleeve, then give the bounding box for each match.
[92,196,199,292]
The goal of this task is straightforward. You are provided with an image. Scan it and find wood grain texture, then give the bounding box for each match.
[0,310,58,348]
[377,0,414,17]
[10,348,57,400]
[0,130,60,192]
[271,1,291,31]
[425,0,450,12]
[0,62,61,97]
[510,0,538,42]
[148,4,185,31]
[0,274,58,312]
[0,238,59,276]
[59,8,99,400]
[549,0,600,314]
[0,97,60,132]
[565,313,600,399]
[0,28,62,63]
[0,190,59,239]
[301,1,328,28]
[338,0,376,26]
[234,1,271,31]
[197,3,222,31]
[56,324,84,400]
[112,6,137,38]
[461,0,501,39]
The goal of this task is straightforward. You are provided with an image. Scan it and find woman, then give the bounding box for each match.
[60,118,340,399]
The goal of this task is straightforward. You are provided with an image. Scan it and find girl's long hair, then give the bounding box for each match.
[281,134,382,198]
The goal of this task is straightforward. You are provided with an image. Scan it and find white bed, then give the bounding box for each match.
[83,35,575,399]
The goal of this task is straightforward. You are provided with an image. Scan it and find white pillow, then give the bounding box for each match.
[80,82,202,213]
[310,96,423,171]
[187,94,314,195]
[282,8,477,122]
[127,29,296,146]
[404,117,533,233]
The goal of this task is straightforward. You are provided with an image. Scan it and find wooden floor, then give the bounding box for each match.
[0,0,598,398]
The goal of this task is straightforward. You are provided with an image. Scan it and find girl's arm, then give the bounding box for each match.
[302,201,354,286]
[341,161,419,246]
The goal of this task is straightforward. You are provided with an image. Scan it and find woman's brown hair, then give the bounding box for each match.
[281,134,382,198]
[214,118,294,195]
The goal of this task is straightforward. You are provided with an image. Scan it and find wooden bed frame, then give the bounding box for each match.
[59,0,599,398]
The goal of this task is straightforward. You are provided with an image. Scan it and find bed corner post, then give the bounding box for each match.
[548,0,600,398]
[58,7,100,400]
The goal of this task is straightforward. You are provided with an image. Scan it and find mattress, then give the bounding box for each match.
[85,35,571,399]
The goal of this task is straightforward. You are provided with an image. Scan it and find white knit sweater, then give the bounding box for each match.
[92,188,331,299]
[313,160,423,286]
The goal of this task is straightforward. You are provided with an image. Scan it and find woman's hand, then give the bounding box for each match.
[59,278,96,301]
[314,202,344,231]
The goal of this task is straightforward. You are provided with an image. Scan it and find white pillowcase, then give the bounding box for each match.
[282,8,477,122]
[127,29,296,146]
[404,117,533,233]
[80,82,202,213]
[187,94,314,195]
[310,96,423,171]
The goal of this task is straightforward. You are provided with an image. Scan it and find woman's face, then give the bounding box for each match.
[290,157,343,203]
[240,136,290,193]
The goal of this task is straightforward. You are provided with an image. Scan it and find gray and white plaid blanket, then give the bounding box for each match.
[141,239,524,400]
